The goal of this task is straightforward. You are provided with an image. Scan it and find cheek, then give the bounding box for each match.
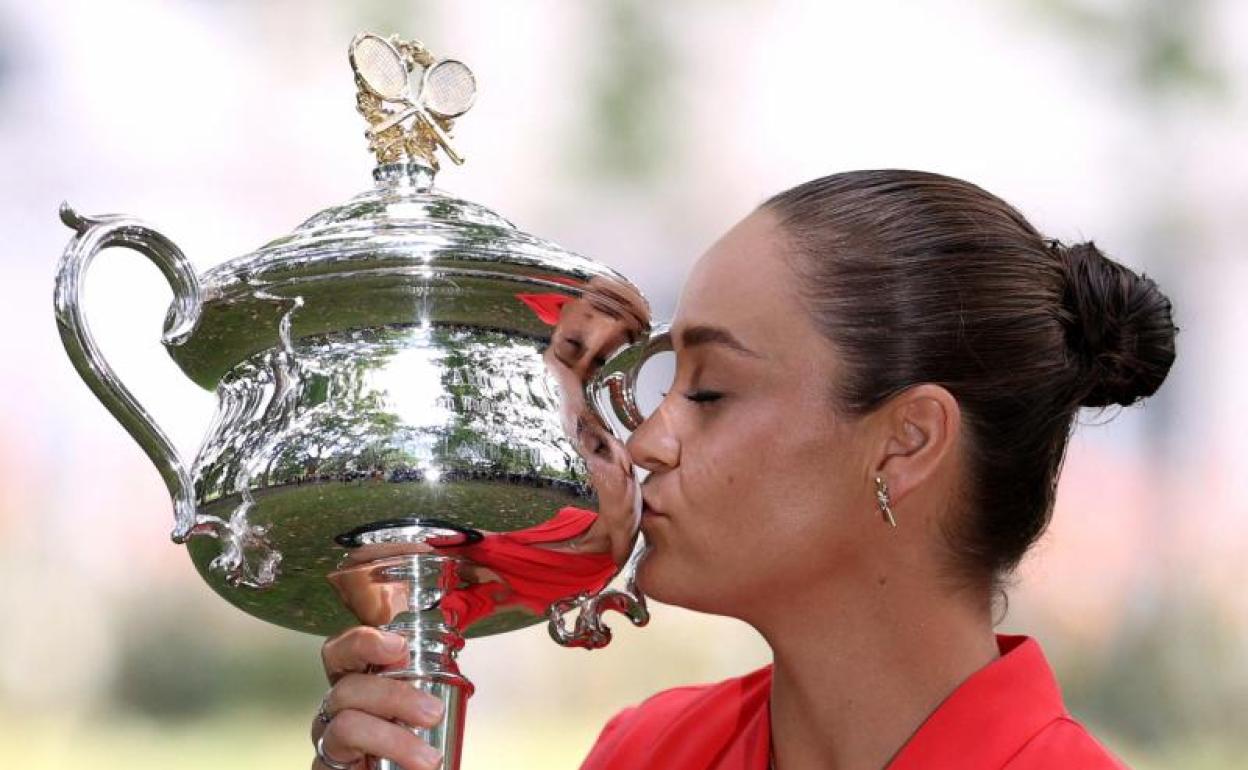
[636,396,867,611]
[685,403,864,563]
[680,421,771,522]
[698,399,845,495]
[633,419,773,608]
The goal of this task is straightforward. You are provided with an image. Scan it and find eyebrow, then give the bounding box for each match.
[678,324,763,358]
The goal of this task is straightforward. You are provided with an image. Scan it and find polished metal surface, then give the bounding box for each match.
[54,203,203,543]
[54,31,668,770]
[58,159,660,637]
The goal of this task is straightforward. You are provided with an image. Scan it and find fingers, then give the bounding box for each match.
[323,674,446,731]
[310,671,447,770]
[322,626,409,684]
[318,708,444,770]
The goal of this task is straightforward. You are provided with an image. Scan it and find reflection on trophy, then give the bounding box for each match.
[53,32,670,770]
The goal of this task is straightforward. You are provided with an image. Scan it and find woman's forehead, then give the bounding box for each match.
[674,211,800,338]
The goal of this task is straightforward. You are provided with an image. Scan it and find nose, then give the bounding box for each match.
[625,403,679,473]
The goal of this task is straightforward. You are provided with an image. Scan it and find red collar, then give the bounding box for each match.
[730,635,1068,769]
[579,634,1073,770]
[884,634,1069,769]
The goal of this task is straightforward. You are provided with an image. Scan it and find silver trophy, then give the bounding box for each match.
[53,32,669,770]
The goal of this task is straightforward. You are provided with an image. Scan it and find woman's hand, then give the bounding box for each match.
[312,626,446,770]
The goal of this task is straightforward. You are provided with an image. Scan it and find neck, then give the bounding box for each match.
[754,568,999,770]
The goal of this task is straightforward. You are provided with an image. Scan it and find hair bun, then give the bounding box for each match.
[1055,240,1178,408]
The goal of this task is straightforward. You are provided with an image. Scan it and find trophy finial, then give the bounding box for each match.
[350,33,477,170]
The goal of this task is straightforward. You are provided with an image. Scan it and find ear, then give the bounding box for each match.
[870,384,961,506]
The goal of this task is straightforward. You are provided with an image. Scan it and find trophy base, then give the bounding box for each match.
[374,618,472,770]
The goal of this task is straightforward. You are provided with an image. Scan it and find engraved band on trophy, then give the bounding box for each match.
[53,32,670,770]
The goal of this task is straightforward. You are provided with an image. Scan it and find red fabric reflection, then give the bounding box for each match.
[440,506,617,632]
[516,292,572,326]
[580,635,1128,769]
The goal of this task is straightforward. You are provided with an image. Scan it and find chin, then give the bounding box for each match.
[634,544,665,597]
[634,544,733,616]
[634,543,686,606]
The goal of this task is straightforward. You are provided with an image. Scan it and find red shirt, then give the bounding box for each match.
[580,635,1127,769]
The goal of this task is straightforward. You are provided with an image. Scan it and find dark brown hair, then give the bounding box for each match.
[763,170,1177,591]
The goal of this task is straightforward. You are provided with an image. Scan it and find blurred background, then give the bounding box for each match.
[1,0,1245,768]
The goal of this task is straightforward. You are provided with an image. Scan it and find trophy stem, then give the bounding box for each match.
[329,549,475,770]
[373,160,436,191]
[377,608,472,770]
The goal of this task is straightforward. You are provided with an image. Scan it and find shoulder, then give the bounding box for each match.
[1005,716,1131,769]
[580,666,772,770]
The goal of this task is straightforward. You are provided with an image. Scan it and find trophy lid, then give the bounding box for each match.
[168,33,640,390]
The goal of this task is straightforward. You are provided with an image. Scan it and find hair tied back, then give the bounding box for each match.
[1053,239,1178,408]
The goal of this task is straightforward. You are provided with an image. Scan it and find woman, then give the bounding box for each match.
[308,170,1178,770]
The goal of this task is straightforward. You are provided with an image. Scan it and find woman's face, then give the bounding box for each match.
[626,209,880,618]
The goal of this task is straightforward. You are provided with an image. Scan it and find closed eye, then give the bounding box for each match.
[660,390,724,404]
[686,390,723,404]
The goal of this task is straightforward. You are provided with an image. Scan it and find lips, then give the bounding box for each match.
[641,491,667,518]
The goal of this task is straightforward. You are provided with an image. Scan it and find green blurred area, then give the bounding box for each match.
[3,714,1244,770]
[2,586,1238,768]
[109,597,326,720]
[0,711,601,770]
[3,663,1244,770]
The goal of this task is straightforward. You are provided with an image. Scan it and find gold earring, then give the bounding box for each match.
[874,476,897,527]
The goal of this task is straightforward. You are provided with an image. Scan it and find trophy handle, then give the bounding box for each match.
[548,324,671,649]
[589,323,673,432]
[547,537,651,649]
[53,202,203,543]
